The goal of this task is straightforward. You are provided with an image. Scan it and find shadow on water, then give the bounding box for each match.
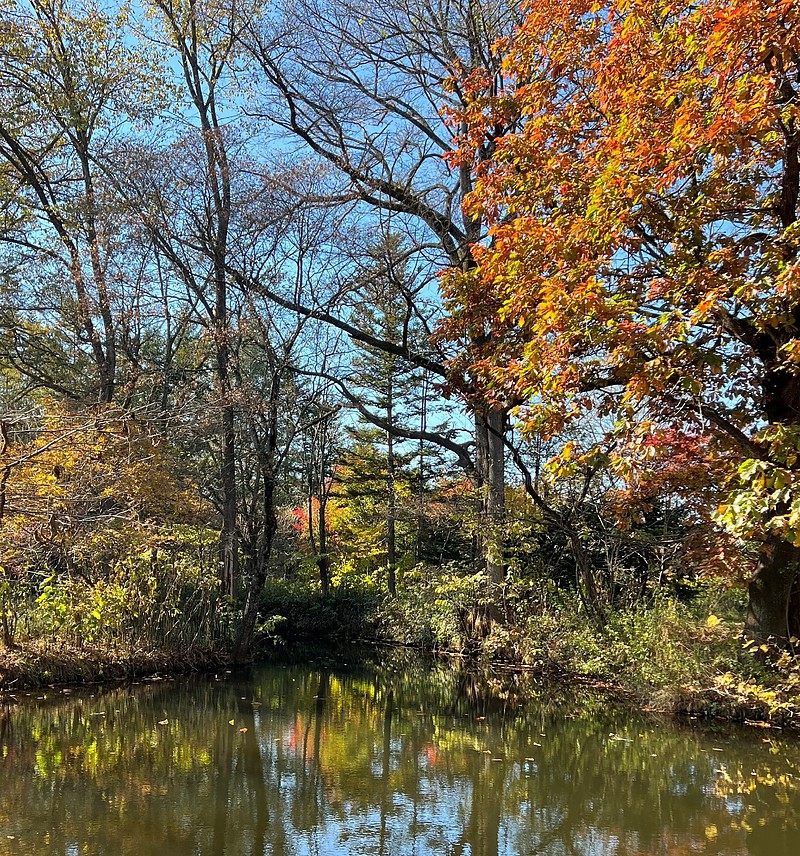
[1,647,799,855]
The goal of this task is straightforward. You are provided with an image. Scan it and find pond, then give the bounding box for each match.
[1,651,799,855]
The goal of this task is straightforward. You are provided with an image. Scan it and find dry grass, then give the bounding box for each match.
[0,639,229,694]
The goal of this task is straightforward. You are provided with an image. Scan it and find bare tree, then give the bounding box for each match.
[241,0,522,583]
[0,0,162,403]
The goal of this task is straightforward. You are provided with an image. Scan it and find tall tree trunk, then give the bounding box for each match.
[216,259,237,600]
[386,380,397,596]
[79,148,117,405]
[789,575,800,643]
[317,496,330,597]
[745,533,799,650]
[469,408,507,633]
[1,610,13,649]
[232,477,276,662]
[475,409,506,586]
[744,70,800,651]
[568,529,605,620]
[415,374,428,562]
[746,356,800,649]
[220,397,238,600]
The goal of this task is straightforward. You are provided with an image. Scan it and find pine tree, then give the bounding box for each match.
[341,235,428,594]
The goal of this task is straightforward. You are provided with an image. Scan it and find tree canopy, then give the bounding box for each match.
[1,0,799,664]
[445,0,800,646]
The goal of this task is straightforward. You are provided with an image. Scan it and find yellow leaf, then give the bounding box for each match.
[706,614,721,628]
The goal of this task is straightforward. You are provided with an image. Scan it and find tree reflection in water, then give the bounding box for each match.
[1,655,799,855]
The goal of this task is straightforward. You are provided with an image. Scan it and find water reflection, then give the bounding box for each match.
[1,655,799,855]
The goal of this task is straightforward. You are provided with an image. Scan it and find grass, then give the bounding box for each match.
[0,639,229,693]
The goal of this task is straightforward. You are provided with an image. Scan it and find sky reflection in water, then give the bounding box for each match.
[1,654,799,856]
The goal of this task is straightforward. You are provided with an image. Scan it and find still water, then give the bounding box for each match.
[1,652,799,856]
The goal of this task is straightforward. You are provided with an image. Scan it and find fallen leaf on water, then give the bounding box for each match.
[229,719,235,726]
[239,727,248,733]
[158,719,169,726]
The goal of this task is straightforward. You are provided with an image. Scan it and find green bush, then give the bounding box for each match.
[257,580,381,645]
[3,527,230,654]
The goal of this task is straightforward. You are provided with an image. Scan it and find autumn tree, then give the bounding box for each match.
[0,0,162,403]
[448,0,800,645]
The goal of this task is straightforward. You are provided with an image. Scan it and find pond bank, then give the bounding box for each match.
[388,645,800,731]
[0,641,229,695]
[2,634,799,731]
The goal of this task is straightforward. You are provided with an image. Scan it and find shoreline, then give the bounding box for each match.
[2,637,798,731]
[0,641,230,697]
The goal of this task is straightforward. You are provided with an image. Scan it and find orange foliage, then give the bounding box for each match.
[443,0,800,545]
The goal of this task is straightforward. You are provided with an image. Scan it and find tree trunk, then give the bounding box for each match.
[746,345,800,651]
[789,575,800,643]
[218,324,238,600]
[568,529,605,620]
[415,375,428,562]
[1,610,14,649]
[745,533,799,651]
[470,409,507,632]
[232,479,276,663]
[317,496,330,597]
[386,381,397,596]
[475,409,506,585]
[220,401,238,601]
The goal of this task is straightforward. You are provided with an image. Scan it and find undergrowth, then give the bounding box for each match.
[256,566,800,725]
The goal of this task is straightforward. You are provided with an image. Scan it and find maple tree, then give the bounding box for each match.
[445,0,800,646]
